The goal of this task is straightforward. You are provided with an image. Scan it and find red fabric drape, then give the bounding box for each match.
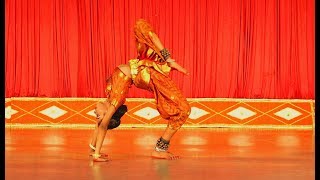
[5,0,315,98]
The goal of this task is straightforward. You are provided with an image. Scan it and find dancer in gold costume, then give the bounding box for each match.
[90,19,190,162]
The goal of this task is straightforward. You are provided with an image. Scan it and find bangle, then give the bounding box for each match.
[160,48,171,60]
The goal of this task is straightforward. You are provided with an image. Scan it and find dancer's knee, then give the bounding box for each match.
[172,103,191,129]
[98,105,116,129]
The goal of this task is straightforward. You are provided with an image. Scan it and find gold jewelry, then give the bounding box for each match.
[160,48,171,60]
[89,144,96,150]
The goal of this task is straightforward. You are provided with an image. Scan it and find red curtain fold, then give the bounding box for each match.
[5,0,315,98]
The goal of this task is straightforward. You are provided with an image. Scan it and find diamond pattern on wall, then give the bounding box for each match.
[5,106,18,119]
[274,107,302,120]
[133,107,160,120]
[86,110,96,117]
[39,106,67,119]
[4,98,314,128]
[188,107,210,120]
[227,107,257,120]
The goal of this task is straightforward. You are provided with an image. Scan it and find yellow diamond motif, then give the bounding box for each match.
[5,106,18,119]
[227,107,256,120]
[39,106,67,119]
[274,107,302,120]
[188,107,209,120]
[134,107,160,120]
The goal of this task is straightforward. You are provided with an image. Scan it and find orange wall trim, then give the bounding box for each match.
[5,98,315,129]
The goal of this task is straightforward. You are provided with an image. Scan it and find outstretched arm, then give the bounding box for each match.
[167,60,190,76]
[149,32,190,76]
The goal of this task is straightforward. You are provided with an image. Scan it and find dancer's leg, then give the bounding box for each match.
[151,126,181,160]
[92,105,116,162]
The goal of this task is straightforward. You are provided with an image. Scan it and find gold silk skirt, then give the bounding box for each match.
[105,67,132,110]
[129,59,191,130]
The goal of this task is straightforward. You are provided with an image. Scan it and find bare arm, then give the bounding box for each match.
[167,60,190,76]
[148,31,165,50]
[149,32,190,76]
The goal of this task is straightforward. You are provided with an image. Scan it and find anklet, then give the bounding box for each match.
[89,144,96,151]
[155,137,170,152]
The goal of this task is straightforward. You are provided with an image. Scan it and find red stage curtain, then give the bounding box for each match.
[5,0,315,98]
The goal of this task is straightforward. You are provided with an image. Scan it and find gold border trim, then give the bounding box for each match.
[5,97,315,103]
[310,102,315,130]
[5,98,314,129]
[5,123,313,130]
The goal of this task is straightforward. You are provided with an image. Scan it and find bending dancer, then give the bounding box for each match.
[89,66,132,161]
[90,19,191,162]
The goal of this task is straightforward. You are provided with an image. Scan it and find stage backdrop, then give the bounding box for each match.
[5,0,314,99]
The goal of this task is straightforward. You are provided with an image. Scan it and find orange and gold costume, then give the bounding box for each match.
[129,20,191,130]
[105,67,132,110]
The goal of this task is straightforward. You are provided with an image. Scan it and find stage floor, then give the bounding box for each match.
[5,127,314,180]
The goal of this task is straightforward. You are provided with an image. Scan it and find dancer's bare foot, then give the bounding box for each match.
[92,154,109,162]
[89,145,108,158]
[151,150,180,160]
[89,151,108,158]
